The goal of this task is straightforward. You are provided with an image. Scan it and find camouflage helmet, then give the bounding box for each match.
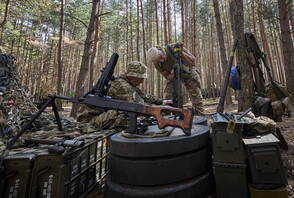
[125,61,147,79]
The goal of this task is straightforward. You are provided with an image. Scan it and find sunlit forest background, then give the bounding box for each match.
[0,0,293,113]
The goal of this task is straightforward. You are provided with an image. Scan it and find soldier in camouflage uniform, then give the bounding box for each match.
[78,61,167,129]
[147,43,204,114]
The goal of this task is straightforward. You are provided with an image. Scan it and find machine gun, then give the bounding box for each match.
[245,32,286,100]
[5,53,193,151]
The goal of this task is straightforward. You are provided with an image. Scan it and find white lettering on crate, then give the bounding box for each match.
[8,178,20,198]
[42,175,54,198]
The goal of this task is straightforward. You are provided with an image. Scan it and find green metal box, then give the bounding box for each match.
[0,154,35,198]
[212,114,246,163]
[213,162,249,198]
[249,185,288,198]
[29,152,67,198]
[243,133,287,189]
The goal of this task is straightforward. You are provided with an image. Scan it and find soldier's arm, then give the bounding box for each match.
[142,94,163,105]
[182,47,196,67]
[108,79,133,101]
[161,70,174,80]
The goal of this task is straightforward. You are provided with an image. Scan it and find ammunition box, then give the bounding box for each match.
[249,185,289,198]
[212,122,246,163]
[243,133,287,188]
[213,162,249,198]
[29,152,67,198]
[28,139,101,198]
[0,154,35,198]
[88,142,98,188]
[1,134,111,198]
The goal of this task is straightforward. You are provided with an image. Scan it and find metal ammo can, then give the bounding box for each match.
[0,153,35,198]
[211,113,248,163]
[28,140,99,198]
[213,162,249,198]
[28,152,67,198]
[243,133,287,189]
[249,185,289,198]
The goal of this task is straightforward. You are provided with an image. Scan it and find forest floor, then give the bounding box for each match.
[78,99,294,197]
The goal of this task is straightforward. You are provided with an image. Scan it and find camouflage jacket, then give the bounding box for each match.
[108,75,163,105]
[154,43,199,74]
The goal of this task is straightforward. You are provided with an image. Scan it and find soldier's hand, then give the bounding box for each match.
[163,100,173,105]
[164,70,174,81]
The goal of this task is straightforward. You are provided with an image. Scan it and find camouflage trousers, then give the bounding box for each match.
[77,106,127,130]
[89,110,127,129]
[164,69,204,114]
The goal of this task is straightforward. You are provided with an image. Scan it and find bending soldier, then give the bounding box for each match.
[147,43,204,115]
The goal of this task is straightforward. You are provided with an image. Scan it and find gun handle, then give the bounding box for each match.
[144,106,193,135]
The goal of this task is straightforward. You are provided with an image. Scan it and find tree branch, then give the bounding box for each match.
[0,0,11,29]
[65,13,88,28]
[64,12,111,29]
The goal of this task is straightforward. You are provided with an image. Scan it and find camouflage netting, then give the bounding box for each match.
[0,54,110,153]
[0,53,38,138]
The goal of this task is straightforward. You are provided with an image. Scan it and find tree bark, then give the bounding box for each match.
[229,0,254,111]
[136,0,140,61]
[89,1,101,90]
[70,0,100,118]
[163,0,168,45]
[257,0,275,80]
[129,0,134,61]
[140,0,147,64]
[154,0,161,97]
[166,0,172,43]
[213,0,233,104]
[180,0,185,43]
[57,0,65,109]
[278,0,294,94]
[0,0,11,44]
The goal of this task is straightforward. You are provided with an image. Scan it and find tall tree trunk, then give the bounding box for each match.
[89,1,101,90]
[70,0,100,118]
[213,0,233,104]
[166,0,172,43]
[57,0,65,109]
[163,0,168,45]
[129,0,134,61]
[278,0,294,94]
[180,0,185,43]
[126,0,129,64]
[154,0,161,97]
[140,0,147,64]
[257,0,275,80]
[251,0,257,35]
[136,0,140,61]
[191,1,196,57]
[288,2,294,40]
[0,0,11,44]
[230,0,254,111]
[173,0,177,42]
